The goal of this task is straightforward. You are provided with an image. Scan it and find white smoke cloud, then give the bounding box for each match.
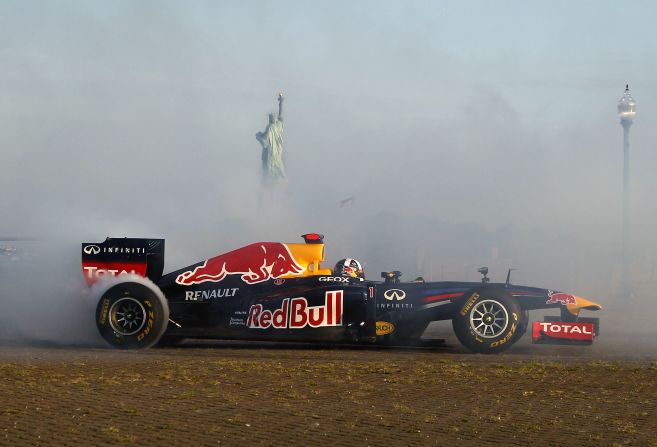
[1,1,656,352]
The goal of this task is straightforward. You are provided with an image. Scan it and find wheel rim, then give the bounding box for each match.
[109,297,147,336]
[469,299,509,338]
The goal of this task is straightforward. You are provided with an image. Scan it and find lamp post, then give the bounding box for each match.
[617,84,636,297]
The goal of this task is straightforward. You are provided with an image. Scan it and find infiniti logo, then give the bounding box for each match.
[384,289,406,301]
[83,245,101,255]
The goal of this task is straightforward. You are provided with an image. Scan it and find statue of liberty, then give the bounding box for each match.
[255,93,287,184]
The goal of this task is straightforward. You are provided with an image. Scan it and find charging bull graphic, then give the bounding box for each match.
[176,242,304,285]
[546,291,577,306]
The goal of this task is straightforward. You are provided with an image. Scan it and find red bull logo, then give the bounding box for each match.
[247,290,343,329]
[176,242,303,285]
[546,291,577,306]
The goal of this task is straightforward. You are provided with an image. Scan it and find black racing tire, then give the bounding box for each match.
[452,288,522,354]
[95,277,169,349]
[512,310,530,343]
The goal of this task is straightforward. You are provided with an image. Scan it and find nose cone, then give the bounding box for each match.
[566,296,602,316]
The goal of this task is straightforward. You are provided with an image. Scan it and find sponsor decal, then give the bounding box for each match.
[83,245,146,256]
[184,288,239,301]
[98,298,110,325]
[377,302,413,310]
[383,289,406,301]
[84,266,138,278]
[136,300,154,342]
[375,321,395,335]
[546,291,577,306]
[82,262,147,286]
[274,278,285,286]
[83,245,100,255]
[378,287,413,309]
[532,321,595,344]
[539,322,592,334]
[490,322,516,348]
[247,290,343,330]
[176,242,303,286]
[229,317,246,327]
[319,276,350,283]
[369,287,374,299]
[460,292,479,316]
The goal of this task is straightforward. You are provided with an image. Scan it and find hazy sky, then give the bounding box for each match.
[1,1,656,296]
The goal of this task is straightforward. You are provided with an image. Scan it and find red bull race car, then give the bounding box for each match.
[82,234,602,353]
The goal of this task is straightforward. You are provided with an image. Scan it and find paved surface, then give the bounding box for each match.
[1,339,657,446]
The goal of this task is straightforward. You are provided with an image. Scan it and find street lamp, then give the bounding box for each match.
[617,84,636,297]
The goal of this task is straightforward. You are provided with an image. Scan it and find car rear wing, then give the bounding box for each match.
[81,238,165,287]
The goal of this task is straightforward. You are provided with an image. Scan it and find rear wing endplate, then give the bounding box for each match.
[81,238,165,286]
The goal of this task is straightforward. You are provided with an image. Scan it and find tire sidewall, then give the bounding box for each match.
[452,288,521,353]
[512,310,530,344]
[95,279,169,349]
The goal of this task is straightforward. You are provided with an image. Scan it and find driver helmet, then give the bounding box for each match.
[334,258,364,280]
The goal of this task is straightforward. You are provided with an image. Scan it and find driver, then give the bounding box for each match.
[334,258,365,280]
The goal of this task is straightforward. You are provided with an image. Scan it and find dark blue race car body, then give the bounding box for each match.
[82,234,601,353]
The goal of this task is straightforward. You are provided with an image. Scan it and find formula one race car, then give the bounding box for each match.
[82,234,601,353]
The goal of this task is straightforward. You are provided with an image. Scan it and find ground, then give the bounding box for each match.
[1,338,656,446]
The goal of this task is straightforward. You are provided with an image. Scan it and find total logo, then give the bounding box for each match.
[82,262,148,286]
[537,322,592,335]
[247,290,343,330]
[532,321,595,343]
[384,289,406,301]
[83,266,138,280]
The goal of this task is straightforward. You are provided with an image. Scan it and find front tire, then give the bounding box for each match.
[95,277,169,349]
[452,288,522,354]
[512,310,530,343]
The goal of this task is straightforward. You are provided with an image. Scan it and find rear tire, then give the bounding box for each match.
[95,277,169,349]
[452,288,522,354]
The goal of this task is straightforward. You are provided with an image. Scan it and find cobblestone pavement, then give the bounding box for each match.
[1,342,656,446]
